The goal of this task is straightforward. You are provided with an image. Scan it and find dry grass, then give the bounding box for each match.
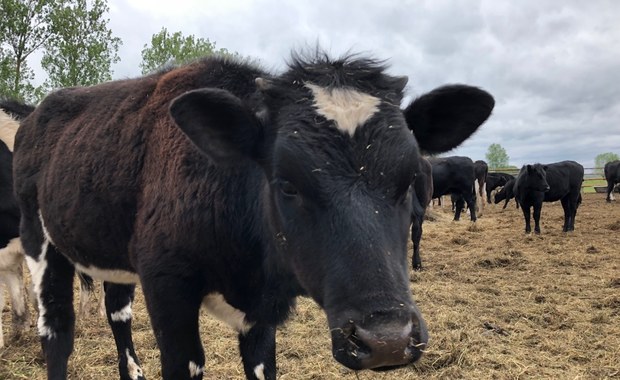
[1,193,619,379]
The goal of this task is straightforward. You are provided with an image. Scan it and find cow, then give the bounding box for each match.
[514,161,584,234]
[474,160,488,213]
[14,52,494,380]
[430,156,478,222]
[410,157,433,271]
[485,172,514,204]
[0,101,34,348]
[604,160,620,202]
[493,177,519,209]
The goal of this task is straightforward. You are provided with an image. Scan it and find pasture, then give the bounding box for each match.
[1,193,618,379]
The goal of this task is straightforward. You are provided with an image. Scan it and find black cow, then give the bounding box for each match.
[0,101,34,348]
[493,177,519,209]
[430,156,477,221]
[474,160,488,213]
[604,160,620,202]
[14,52,494,380]
[410,157,433,270]
[486,172,514,204]
[514,161,584,234]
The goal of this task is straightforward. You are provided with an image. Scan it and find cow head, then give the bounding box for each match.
[524,164,550,192]
[169,54,494,371]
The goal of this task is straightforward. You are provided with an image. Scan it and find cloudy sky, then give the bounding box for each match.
[86,1,620,168]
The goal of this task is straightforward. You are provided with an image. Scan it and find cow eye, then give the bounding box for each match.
[279,180,299,197]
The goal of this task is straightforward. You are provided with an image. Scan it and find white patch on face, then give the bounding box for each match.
[189,361,203,378]
[110,301,133,322]
[253,363,266,380]
[74,264,139,284]
[0,110,19,152]
[202,293,254,334]
[125,349,144,380]
[306,83,380,136]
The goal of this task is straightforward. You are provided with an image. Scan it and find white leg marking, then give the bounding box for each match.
[125,348,144,380]
[202,293,254,334]
[254,363,266,380]
[26,242,53,339]
[611,191,616,201]
[306,83,380,136]
[189,360,204,378]
[110,301,133,322]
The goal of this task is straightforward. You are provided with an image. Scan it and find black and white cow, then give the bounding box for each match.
[474,160,488,213]
[485,172,514,204]
[604,160,620,202]
[493,177,519,209]
[430,156,478,221]
[514,161,584,234]
[14,53,494,379]
[410,157,433,271]
[0,101,34,348]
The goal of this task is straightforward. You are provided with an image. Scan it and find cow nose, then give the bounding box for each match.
[544,186,550,192]
[333,312,428,370]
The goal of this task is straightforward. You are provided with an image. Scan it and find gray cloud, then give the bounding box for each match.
[31,0,620,169]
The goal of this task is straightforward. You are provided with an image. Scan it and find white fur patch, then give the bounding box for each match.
[202,293,254,334]
[254,363,266,380]
[306,83,380,136]
[125,349,144,380]
[111,301,133,322]
[0,238,24,270]
[0,110,19,152]
[25,241,53,339]
[610,191,616,201]
[189,361,203,378]
[74,264,139,284]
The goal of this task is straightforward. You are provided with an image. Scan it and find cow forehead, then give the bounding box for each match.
[305,83,381,136]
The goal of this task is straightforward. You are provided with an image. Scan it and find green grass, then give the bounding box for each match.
[582,178,607,193]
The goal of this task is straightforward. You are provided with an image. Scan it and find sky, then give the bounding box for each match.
[46,0,620,168]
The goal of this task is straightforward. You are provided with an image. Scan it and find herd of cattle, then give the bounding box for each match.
[0,52,618,380]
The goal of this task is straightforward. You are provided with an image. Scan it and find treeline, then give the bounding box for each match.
[0,0,234,102]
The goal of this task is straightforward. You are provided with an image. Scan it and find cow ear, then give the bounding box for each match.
[403,85,494,154]
[169,88,263,163]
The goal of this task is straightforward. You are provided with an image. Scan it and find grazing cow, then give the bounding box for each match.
[430,156,477,221]
[0,101,35,348]
[514,161,584,234]
[14,53,494,380]
[493,177,519,209]
[410,157,433,270]
[474,160,488,213]
[604,160,620,202]
[486,172,514,204]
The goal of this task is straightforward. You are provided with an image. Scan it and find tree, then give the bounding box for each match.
[140,28,235,75]
[0,0,54,101]
[41,0,121,91]
[595,152,619,175]
[485,143,510,169]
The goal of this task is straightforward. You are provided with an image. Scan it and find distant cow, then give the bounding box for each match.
[493,177,519,209]
[410,157,433,270]
[430,156,477,221]
[14,52,494,379]
[604,160,620,202]
[514,161,584,234]
[0,101,34,348]
[486,172,514,204]
[474,160,488,213]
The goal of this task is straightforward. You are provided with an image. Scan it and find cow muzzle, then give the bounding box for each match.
[330,309,428,370]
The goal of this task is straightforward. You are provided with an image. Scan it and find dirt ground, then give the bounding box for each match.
[1,193,619,379]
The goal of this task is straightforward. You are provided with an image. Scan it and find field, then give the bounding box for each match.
[1,193,619,379]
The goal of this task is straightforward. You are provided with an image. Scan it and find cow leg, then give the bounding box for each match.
[411,218,423,271]
[521,206,531,233]
[502,198,509,209]
[533,204,542,234]
[5,263,29,340]
[104,282,145,380]
[453,196,464,221]
[465,193,477,222]
[560,197,571,232]
[26,245,75,380]
[140,274,203,380]
[239,323,276,380]
[606,181,616,202]
[0,278,4,347]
